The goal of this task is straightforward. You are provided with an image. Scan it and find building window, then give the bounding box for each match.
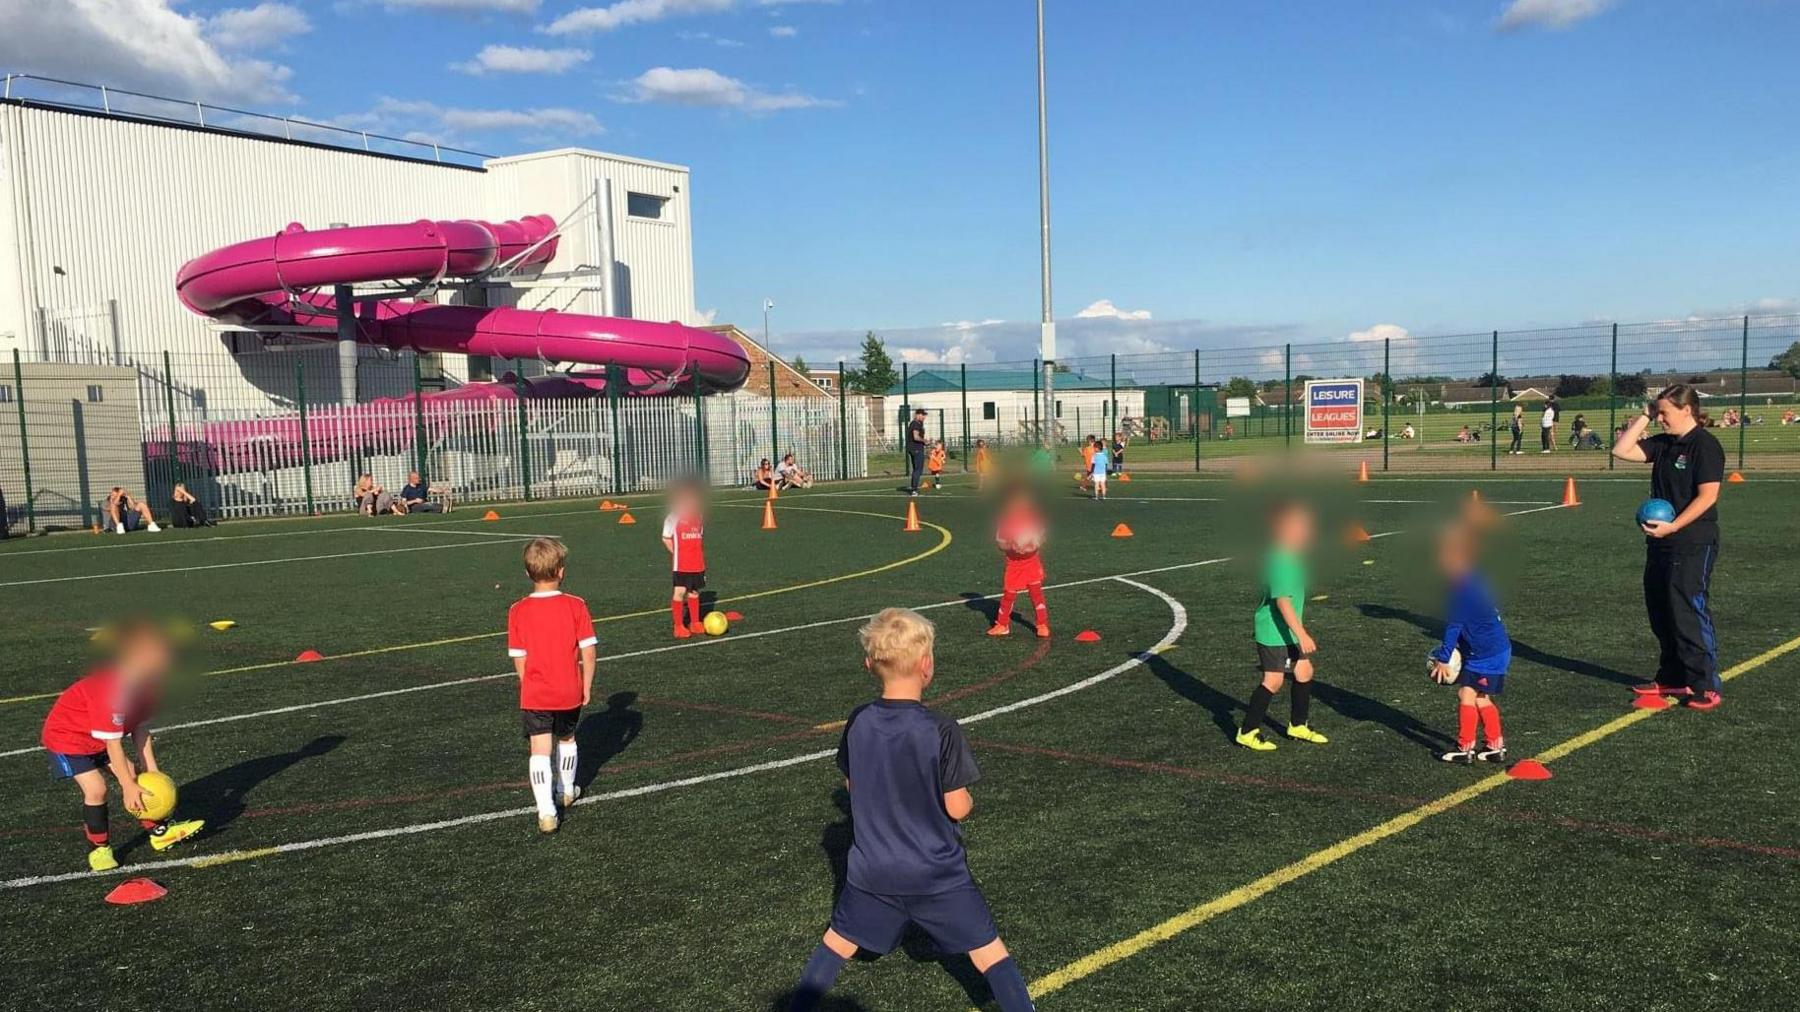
[0,384,11,403]
[627,192,669,220]
[86,385,104,403]
[1055,399,1064,418]
[982,401,997,420]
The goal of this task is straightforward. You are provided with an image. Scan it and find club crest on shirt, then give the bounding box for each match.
[1675,453,1689,470]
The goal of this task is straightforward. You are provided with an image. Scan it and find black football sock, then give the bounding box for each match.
[790,943,847,1011]
[82,803,109,847]
[983,957,1036,1012]
[1290,679,1312,727]
[1243,685,1274,734]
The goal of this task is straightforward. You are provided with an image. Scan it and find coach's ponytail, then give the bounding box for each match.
[1655,383,1709,426]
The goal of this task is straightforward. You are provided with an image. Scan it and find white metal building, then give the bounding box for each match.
[0,79,698,416]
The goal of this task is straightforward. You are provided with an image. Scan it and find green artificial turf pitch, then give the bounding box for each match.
[2,475,1798,1011]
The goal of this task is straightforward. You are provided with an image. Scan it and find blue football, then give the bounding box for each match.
[1636,498,1676,526]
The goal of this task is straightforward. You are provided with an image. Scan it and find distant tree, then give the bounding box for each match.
[1368,372,1395,397]
[1554,374,1595,398]
[1770,340,1800,378]
[790,355,810,376]
[1223,376,1258,399]
[1616,374,1647,398]
[843,332,898,395]
[1474,371,1508,391]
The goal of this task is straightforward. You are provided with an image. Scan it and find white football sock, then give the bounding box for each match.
[555,741,578,798]
[528,755,555,817]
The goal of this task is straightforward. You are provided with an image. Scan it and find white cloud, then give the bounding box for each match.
[1348,323,1409,343]
[206,3,312,51]
[543,0,732,35]
[758,0,840,6]
[1496,0,1613,32]
[694,307,720,325]
[381,0,540,11]
[340,97,603,144]
[677,30,745,47]
[1075,299,1152,322]
[621,67,838,111]
[451,44,591,75]
[768,25,798,37]
[0,0,297,104]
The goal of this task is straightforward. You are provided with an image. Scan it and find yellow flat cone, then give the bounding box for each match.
[208,620,236,631]
[1111,523,1133,538]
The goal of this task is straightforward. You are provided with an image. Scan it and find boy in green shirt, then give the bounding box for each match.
[1238,500,1328,750]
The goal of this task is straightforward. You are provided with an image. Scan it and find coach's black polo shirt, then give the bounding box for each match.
[1641,426,1725,546]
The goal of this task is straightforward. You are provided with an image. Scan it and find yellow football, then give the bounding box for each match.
[133,770,178,822]
[702,611,729,636]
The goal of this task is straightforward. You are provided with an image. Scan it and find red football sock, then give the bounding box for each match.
[995,590,1017,626]
[140,819,160,831]
[1027,584,1047,625]
[686,596,702,625]
[1456,705,1478,750]
[671,601,685,628]
[1479,704,1504,747]
[84,828,108,846]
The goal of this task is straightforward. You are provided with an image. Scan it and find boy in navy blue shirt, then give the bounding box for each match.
[1429,522,1513,764]
[788,608,1034,1011]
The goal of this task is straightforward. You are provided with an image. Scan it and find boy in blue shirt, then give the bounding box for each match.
[788,608,1034,1011]
[1429,522,1513,764]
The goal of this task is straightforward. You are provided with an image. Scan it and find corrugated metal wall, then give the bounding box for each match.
[0,103,698,416]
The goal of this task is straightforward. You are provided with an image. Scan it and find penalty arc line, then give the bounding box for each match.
[0,577,1188,892]
[1020,630,1800,1002]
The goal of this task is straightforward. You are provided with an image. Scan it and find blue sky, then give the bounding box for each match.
[6,0,1800,367]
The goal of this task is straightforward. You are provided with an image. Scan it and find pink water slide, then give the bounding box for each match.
[165,215,749,470]
[177,215,749,395]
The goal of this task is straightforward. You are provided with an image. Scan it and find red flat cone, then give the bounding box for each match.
[1074,630,1101,643]
[294,649,324,662]
[724,611,744,621]
[1506,759,1552,781]
[1633,693,1674,710]
[105,878,167,904]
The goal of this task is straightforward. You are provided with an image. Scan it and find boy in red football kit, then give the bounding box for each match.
[507,537,598,834]
[40,619,203,871]
[987,484,1051,638]
[661,480,707,638]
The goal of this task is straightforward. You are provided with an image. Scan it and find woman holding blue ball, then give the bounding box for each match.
[1611,384,1726,709]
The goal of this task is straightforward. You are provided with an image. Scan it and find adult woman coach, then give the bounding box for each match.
[1610,384,1725,710]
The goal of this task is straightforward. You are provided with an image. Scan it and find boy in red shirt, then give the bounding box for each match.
[661,480,708,638]
[40,618,203,871]
[507,537,598,833]
[987,485,1051,638]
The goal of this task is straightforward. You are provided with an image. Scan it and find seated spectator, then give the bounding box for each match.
[1455,425,1475,444]
[751,459,776,491]
[775,454,814,489]
[1781,408,1795,426]
[1401,422,1417,439]
[170,482,213,528]
[398,471,447,513]
[105,487,161,534]
[353,474,404,516]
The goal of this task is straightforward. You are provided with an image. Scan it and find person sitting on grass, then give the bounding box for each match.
[105,487,161,534]
[169,482,212,528]
[785,608,1036,1012]
[1401,422,1416,439]
[751,458,776,492]
[1456,425,1475,444]
[775,453,814,490]
[398,471,445,514]
[353,474,404,516]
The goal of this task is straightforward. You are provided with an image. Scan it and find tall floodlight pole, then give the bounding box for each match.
[1036,0,1055,449]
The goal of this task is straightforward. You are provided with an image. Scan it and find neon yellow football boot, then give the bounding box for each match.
[88,845,119,872]
[1235,728,1278,751]
[1286,724,1329,744]
[148,819,205,852]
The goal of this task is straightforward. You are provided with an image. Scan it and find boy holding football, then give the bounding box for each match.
[507,537,598,833]
[40,618,203,871]
[661,480,708,638]
[1237,499,1329,750]
[1430,522,1511,763]
[988,484,1050,638]
[786,608,1035,1011]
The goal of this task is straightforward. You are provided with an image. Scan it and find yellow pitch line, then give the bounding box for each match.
[0,507,953,706]
[1024,631,1800,1002]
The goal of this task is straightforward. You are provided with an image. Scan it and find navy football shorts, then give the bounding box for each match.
[830,881,999,956]
[46,750,109,780]
[1455,667,1506,695]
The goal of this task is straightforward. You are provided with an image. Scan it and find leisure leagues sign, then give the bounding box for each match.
[1304,379,1364,444]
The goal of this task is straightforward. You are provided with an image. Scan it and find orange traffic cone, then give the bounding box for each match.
[902,501,922,532]
[617,512,636,525]
[1728,471,1745,483]
[767,483,779,500]
[761,501,777,530]
[482,509,500,521]
[1469,489,1481,505]
[1561,476,1580,507]
[1111,523,1133,538]
[1357,460,1369,483]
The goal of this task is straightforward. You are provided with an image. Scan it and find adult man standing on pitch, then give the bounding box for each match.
[906,408,928,496]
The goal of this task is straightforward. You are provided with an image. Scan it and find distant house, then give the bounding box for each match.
[1509,387,1554,403]
[805,368,844,392]
[705,325,830,397]
[886,367,1144,441]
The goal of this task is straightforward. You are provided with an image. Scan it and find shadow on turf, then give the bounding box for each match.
[125,734,346,855]
[1356,603,1640,688]
[766,789,994,1011]
[574,691,644,786]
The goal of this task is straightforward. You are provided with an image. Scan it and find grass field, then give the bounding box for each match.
[3,473,1798,1011]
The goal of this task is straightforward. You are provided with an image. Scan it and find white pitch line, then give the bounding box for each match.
[0,525,376,558]
[0,577,1187,891]
[369,527,559,540]
[0,538,531,588]
[0,558,1231,760]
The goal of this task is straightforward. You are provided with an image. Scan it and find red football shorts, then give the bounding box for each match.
[1002,555,1045,593]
